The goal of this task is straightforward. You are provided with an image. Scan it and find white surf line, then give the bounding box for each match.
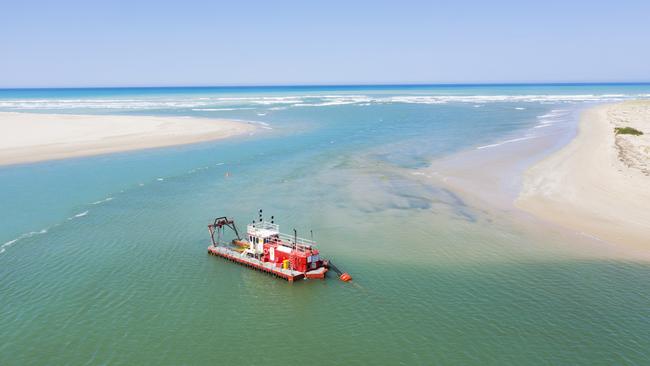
[2,207,93,255]
[2,184,134,255]
[2,93,648,111]
[191,107,255,111]
[475,107,567,151]
[90,197,114,205]
[8,158,235,254]
[67,210,90,220]
[249,121,272,130]
[476,136,537,150]
[1,228,50,255]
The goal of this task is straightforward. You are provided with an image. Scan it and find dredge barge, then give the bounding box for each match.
[208,210,351,282]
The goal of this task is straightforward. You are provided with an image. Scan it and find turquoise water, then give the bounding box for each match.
[1,84,650,364]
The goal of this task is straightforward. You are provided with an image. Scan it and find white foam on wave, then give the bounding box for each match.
[2,92,646,111]
[249,121,272,129]
[515,107,526,110]
[1,229,49,255]
[0,98,220,110]
[477,106,572,151]
[476,136,536,150]
[534,110,571,128]
[388,96,448,105]
[191,108,254,111]
[157,178,164,181]
[382,94,645,105]
[68,211,88,220]
[536,118,557,125]
[252,98,303,105]
[2,93,649,114]
[91,197,113,205]
[538,111,568,119]
[292,96,372,108]
[293,101,350,107]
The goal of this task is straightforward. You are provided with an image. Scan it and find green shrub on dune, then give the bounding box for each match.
[614,127,644,136]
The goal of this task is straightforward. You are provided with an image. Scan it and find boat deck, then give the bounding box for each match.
[207,245,327,282]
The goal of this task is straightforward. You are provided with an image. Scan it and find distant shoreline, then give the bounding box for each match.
[0,112,256,166]
[517,101,650,249]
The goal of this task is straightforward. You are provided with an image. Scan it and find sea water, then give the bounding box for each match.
[1,84,649,364]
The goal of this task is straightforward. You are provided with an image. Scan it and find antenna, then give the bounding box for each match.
[310,230,313,241]
[293,228,297,248]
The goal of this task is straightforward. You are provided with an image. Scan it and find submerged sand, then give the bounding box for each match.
[517,101,650,249]
[0,112,256,165]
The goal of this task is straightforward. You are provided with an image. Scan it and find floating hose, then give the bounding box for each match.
[328,261,352,282]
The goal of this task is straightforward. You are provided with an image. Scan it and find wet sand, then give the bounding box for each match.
[0,112,256,166]
[517,101,650,249]
[416,102,650,259]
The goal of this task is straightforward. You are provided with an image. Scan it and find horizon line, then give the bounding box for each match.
[2,81,650,91]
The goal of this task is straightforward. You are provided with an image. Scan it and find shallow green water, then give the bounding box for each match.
[1,85,650,365]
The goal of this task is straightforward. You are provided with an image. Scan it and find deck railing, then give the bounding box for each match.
[276,233,316,250]
[247,221,279,232]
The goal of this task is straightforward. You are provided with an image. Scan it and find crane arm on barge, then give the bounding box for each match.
[209,216,242,246]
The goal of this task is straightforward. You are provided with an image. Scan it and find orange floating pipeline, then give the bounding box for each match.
[339,272,352,282]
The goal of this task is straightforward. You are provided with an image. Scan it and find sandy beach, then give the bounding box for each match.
[0,112,256,165]
[517,101,650,249]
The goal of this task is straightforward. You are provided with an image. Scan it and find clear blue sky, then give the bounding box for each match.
[1,0,649,88]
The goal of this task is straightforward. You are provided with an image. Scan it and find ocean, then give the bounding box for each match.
[1,84,649,364]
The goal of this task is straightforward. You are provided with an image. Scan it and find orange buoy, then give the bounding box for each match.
[339,273,352,282]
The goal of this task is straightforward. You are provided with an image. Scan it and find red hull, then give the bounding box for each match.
[208,245,327,282]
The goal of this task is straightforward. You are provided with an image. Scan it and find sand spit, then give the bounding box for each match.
[517,101,650,249]
[0,112,256,165]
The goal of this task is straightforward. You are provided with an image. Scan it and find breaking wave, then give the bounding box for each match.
[1,93,648,111]
[475,109,572,151]
[1,229,49,255]
[191,108,255,111]
[476,136,537,150]
[91,197,113,205]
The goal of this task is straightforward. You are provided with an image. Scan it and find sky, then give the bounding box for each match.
[1,0,649,88]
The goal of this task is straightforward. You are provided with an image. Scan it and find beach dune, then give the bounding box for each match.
[0,112,255,165]
[517,101,650,249]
